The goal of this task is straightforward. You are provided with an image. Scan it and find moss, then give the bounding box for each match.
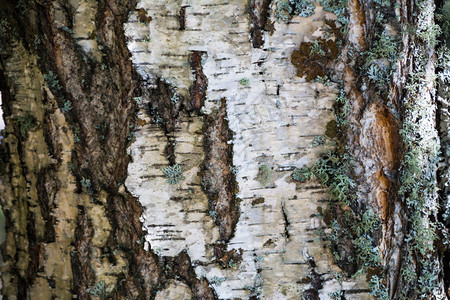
[325,120,338,138]
[15,115,37,137]
[291,38,338,81]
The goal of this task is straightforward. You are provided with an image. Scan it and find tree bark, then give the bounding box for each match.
[0,0,448,299]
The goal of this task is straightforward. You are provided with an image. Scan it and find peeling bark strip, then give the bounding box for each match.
[189,51,208,112]
[248,0,273,48]
[202,98,239,242]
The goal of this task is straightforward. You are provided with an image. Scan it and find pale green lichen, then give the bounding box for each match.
[162,164,185,184]
[275,0,315,23]
[61,100,72,113]
[364,31,399,91]
[395,2,443,296]
[15,115,37,137]
[312,135,326,147]
[210,276,226,286]
[43,71,61,92]
[257,164,271,186]
[317,0,349,33]
[239,77,250,86]
[88,280,106,299]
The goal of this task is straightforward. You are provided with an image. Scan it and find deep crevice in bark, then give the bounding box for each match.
[72,207,95,299]
[189,51,208,112]
[248,0,273,48]
[302,257,324,300]
[201,98,240,243]
[281,200,290,240]
[146,78,184,165]
[179,6,187,31]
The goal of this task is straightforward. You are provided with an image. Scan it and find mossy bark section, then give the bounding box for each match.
[337,0,447,298]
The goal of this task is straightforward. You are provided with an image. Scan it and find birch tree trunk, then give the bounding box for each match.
[0,0,448,299]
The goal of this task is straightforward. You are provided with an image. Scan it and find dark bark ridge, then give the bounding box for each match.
[201,98,241,245]
[189,51,208,112]
[248,0,273,48]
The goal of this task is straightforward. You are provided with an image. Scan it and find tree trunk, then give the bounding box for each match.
[0,0,448,299]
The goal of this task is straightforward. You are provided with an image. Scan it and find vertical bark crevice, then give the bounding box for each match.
[248,0,273,48]
[281,200,291,241]
[36,169,56,243]
[179,6,187,31]
[201,98,240,243]
[72,207,95,299]
[189,51,208,112]
[146,78,184,165]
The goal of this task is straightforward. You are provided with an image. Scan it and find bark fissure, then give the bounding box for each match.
[248,0,273,48]
[189,51,208,112]
[201,98,240,243]
[146,78,184,165]
[302,256,324,300]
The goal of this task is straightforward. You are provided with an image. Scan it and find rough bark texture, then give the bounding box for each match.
[124,1,369,299]
[248,0,273,48]
[0,0,215,298]
[201,98,239,243]
[1,0,449,299]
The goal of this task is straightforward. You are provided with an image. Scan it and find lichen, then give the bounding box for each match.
[275,0,316,23]
[162,164,185,185]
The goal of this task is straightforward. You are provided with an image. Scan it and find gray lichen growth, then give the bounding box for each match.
[275,0,316,23]
[88,280,106,299]
[162,164,185,184]
[257,164,271,186]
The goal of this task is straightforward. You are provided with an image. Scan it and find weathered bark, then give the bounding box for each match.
[0,0,216,299]
[0,0,449,299]
[330,0,448,298]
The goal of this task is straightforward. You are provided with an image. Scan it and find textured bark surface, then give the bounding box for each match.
[0,0,216,299]
[0,0,449,299]
[124,1,370,299]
